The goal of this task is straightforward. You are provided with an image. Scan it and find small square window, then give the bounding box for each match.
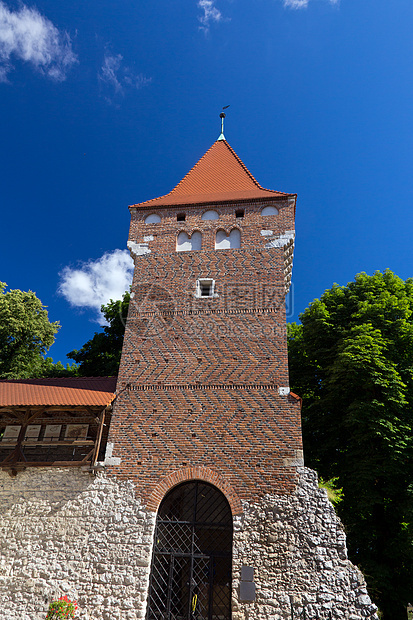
[196,279,217,298]
[177,213,186,222]
[235,209,244,218]
[201,283,212,297]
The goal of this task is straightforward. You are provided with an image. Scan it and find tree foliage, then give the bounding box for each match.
[288,270,413,620]
[0,282,61,379]
[39,357,79,378]
[67,292,130,376]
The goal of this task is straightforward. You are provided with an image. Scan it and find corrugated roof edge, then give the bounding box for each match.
[0,377,117,408]
[0,376,117,393]
[0,376,116,385]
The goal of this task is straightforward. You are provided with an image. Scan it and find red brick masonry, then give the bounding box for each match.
[107,143,301,510]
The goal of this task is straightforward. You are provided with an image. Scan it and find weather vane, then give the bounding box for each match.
[218,105,230,141]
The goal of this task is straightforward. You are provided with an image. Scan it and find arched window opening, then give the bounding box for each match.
[201,210,219,221]
[145,214,161,224]
[261,206,278,217]
[215,229,241,250]
[177,231,202,252]
[146,481,233,620]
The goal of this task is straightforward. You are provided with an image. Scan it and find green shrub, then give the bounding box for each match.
[45,596,77,619]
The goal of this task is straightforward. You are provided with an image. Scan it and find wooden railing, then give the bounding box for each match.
[0,408,107,475]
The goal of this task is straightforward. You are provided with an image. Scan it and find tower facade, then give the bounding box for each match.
[108,138,302,506]
[105,137,378,620]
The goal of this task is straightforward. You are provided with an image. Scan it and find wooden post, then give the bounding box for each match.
[91,408,106,467]
[1,421,27,465]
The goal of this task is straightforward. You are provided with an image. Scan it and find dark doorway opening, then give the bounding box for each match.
[146,481,233,620]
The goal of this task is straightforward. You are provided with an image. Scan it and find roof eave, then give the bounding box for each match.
[0,398,115,408]
[129,193,297,212]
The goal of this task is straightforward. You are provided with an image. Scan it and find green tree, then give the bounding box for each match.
[39,357,79,378]
[0,282,61,379]
[67,291,129,376]
[288,270,413,620]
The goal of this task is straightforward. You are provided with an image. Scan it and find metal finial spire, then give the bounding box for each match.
[217,105,230,141]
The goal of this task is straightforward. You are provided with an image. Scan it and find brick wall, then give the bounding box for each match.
[107,198,302,506]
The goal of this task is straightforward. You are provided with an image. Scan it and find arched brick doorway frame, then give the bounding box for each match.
[146,465,242,516]
[146,477,234,620]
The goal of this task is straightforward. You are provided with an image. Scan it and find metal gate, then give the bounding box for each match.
[146,481,233,620]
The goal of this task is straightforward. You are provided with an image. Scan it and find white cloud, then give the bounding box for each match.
[98,52,151,100]
[0,1,77,82]
[283,0,338,8]
[283,0,309,7]
[58,249,134,321]
[99,52,123,94]
[198,0,223,31]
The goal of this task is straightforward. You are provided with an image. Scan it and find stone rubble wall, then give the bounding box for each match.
[232,468,378,620]
[0,468,155,620]
[0,467,378,620]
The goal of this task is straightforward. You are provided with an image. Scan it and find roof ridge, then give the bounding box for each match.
[222,140,263,190]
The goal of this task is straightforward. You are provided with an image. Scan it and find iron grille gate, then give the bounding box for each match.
[146,481,233,620]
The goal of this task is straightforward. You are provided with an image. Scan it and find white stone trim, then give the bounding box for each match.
[265,229,295,249]
[127,240,151,257]
[103,441,121,466]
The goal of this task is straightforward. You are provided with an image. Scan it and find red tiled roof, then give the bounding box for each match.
[0,377,117,407]
[131,140,294,209]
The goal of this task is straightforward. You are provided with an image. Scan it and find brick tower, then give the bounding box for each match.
[107,130,301,609]
[108,133,302,500]
[104,130,378,620]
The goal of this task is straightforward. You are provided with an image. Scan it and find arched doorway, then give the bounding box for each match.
[146,481,233,620]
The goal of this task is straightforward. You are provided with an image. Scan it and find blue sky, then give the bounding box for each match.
[1,0,412,366]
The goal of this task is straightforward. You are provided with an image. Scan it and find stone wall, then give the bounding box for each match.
[0,467,378,620]
[232,468,378,620]
[0,468,155,620]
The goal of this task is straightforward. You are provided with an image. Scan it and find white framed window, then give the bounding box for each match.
[195,278,217,298]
